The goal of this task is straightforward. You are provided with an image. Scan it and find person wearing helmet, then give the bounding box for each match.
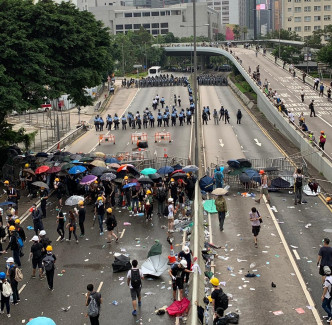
[130,183,139,213]
[95,196,105,236]
[0,272,12,318]
[210,277,228,318]
[319,131,327,151]
[75,201,86,237]
[3,226,21,267]
[178,246,192,284]
[42,246,56,290]
[39,230,51,258]
[167,198,175,232]
[15,218,26,243]
[122,176,131,208]
[29,235,44,279]
[144,189,153,222]
[56,206,65,241]
[25,167,34,197]
[40,186,49,219]
[168,178,178,206]
[30,204,44,236]
[105,208,118,243]
[255,170,270,204]
[6,257,20,305]
[168,259,191,301]
[54,178,64,206]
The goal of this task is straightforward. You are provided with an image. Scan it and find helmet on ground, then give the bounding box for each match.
[46,245,53,251]
[97,196,103,201]
[259,170,265,175]
[0,272,6,279]
[25,163,30,168]
[15,219,20,224]
[9,226,15,231]
[55,178,59,182]
[6,257,14,263]
[32,235,39,242]
[78,200,84,205]
[210,277,220,286]
[179,260,187,268]
[146,190,152,195]
[39,230,46,236]
[4,180,9,185]
[124,176,129,180]
[107,208,112,213]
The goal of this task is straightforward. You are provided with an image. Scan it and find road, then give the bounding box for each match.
[2,84,194,324]
[232,47,332,156]
[200,85,323,324]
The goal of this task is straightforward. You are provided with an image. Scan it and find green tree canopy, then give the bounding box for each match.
[265,29,302,41]
[272,45,302,64]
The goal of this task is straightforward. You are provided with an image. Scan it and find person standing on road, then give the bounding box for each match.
[29,235,44,280]
[3,226,21,267]
[127,259,144,316]
[300,89,305,103]
[178,246,192,284]
[105,208,118,243]
[30,204,44,236]
[42,245,56,291]
[224,109,230,124]
[76,201,86,237]
[86,283,102,325]
[318,238,332,284]
[6,257,20,304]
[56,206,65,241]
[293,168,304,205]
[321,266,332,322]
[320,83,325,97]
[167,197,175,233]
[202,110,208,125]
[320,131,327,151]
[40,186,49,219]
[314,78,320,90]
[214,167,224,189]
[255,170,270,204]
[215,195,227,231]
[95,196,105,236]
[210,277,228,319]
[169,260,190,301]
[213,109,219,125]
[236,109,242,124]
[0,272,12,318]
[144,190,153,222]
[156,183,167,216]
[219,106,225,121]
[249,207,262,248]
[302,72,306,83]
[54,178,64,207]
[66,210,78,243]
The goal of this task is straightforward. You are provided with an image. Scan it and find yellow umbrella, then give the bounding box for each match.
[93,152,106,158]
[91,160,106,167]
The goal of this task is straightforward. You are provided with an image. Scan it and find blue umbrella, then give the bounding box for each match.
[71,160,81,164]
[123,182,138,189]
[105,157,119,164]
[157,166,174,175]
[244,169,261,183]
[199,175,214,193]
[27,317,56,325]
[68,165,86,174]
[0,201,16,207]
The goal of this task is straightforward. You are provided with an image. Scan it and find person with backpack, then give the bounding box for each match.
[127,260,144,316]
[0,272,12,318]
[30,204,44,236]
[29,235,44,280]
[255,170,270,204]
[213,307,228,325]
[210,277,228,319]
[42,245,56,291]
[105,208,118,243]
[320,131,327,151]
[6,257,21,304]
[293,168,304,205]
[215,195,227,232]
[322,266,332,322]
[66,210,78,243]
[144,190,153,222]
[86,283,102,325]
[3,226,22,267]
[156,183,167,216]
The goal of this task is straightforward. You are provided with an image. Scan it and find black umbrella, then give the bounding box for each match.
[172,163,183,170]
[239,173,250,184]
[138,176,154,184]
[54,151,71,156]
[149,173,162,182]
[36,152,48,158]
[91,166,108,176]
[171,172,187,180]
[70,154,82,161]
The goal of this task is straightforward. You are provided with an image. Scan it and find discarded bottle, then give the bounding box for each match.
[250,262,256,269]
[112,300,118,306]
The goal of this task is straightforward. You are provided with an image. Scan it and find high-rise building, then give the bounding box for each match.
[282,0,332,39]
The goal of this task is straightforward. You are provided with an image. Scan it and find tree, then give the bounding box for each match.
[265,29,301,41]
[317,44,332,68]
[216,33,226,41]
[272,45,302,64]
[241,26,248,40]
[233,25,241,41]
[163,32,179,43]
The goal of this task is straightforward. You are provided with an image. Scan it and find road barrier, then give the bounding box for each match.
[154,131,171,143]
[99,134,115,145]
[131,132,147,144]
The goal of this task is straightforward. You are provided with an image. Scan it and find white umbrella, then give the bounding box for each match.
[65,195,84,206]
[211,188,228,196]
[141,255,169,277]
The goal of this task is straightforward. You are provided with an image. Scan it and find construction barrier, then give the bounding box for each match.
[155,132,171,143]
[99,134,115,145]
[117,151,146,161]
[131,132,147,144]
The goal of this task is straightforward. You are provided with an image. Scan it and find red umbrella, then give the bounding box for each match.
[46,166,61,174]
[166,298,190,316]
[35,165,50,174]
[170,169,184,176]
[117,164,135,172]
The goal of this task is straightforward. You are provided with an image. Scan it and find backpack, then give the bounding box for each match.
[215,199,225,212]
[225,312,240,324]
[295,175,303,188]
[87,295,99,317]
[2,281,13,297]
[130,269,142,288]
[217,290,229,311]
[157,188,167,201]
[164,205,170,216]
[43,255,55,272]
[15,267,24,282]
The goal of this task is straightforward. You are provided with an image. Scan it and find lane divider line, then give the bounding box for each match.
[120,229,125,239]
[97,281,103,293]
[18,284,26,294]
[293,249,301,260]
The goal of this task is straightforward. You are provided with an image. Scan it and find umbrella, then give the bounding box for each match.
[158,166,174,175]
[68,165,86,175]
[32,181,49,189]
[199,175,214,192]
[46,166,61,174]
[149,173,162,182]
[141,255,169,277]
[80,175,97,185]
[203,200,217,213]
[211,188,228,196]
[100,173,116,181]
[56,171,68,177]
[105,157,119,164]
[123,182,138,189]
[171,172,187,180]
[108,163,120,169]
[112,255,131,273]
[65,195,85,206]
[117,164,135,172]
[27,317,56,325]
[91,166,108,176]
[91,160,106,167]
[271,177,290,189]
[167,298,190,316]
[71,160,81,164]
[35,165,50,174]
[79,157,93,163]
[70,154,82,161]
[237,158,252,168]
[35,152,48,158]
[239,173,250,184]
[147,240,162,258]
[0,201,16,207]
[61,163,75,170]
[172,163,183,170]
[23,168,35,175]
[171,169,184,176]
[141,168,157,175]
[244,168,260,183]
[227,159,241,169]
[91,152,105,158]
[137,176,154,184]
[183,165,199,173]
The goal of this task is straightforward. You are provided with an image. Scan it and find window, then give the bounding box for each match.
[324,15,331,21]
[116,24,123,30]
[161,22,168,28]
[143,12,150,16]
[151,11,159,16]
[288,27,292,31]
[152,29,159,35]
[288,7,292,11]
[294,16,302,22]
[124,12,132,17]
[152,23,159,28]
[134,12,141,17]
[314,25,320,30]
[143,23,150,28]
[160,11,165,16]
[116,31,123,34]
[314,5,321,10]
[134,24,141,29]
[304,16,311,21]
[304,6,311,11]
[324,5,331,10]
[161,29,168,34]
[294,6,301,11]
[294,26,301,31]
[314,15,321,20]
[165,11,170,15]
[125,24,132,29]
[304,0,311,2]
[304,25,311,31]
[171,10,181,15]
[295,0,301,2]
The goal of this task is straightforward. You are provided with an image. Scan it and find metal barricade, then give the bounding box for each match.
[155,132,172,143]
[99,134,115,145]
[131,132,147,144]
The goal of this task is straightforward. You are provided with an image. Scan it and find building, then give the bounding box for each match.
[282,0,332,39]
[81,2,220,39]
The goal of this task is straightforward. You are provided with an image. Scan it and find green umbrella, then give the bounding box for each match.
[61,163,75,170]
[141,168,157,175]
[203,200,218,214]
[80,157,93,163]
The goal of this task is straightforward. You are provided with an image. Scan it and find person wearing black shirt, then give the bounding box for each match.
[86,283,102,325]
[6,257,20,304]
[4,226,21,267]
[29,236,44,279]
[40,187,49,218]
[56,206,65,241]
[76,201,86,237]
[94,197,105,235]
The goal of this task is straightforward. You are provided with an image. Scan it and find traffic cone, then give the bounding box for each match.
[168,244,176,264]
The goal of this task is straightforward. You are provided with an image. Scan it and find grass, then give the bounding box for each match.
[125,71,148,79]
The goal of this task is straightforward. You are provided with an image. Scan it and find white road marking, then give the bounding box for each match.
[219,139,224,147]
[120,229,126,239]
[19,284,26,294]
[97,281,103,292]
[317,115,332,128]
[254,138,262,146]
[292,249,301,260]
[56,236,61,242]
